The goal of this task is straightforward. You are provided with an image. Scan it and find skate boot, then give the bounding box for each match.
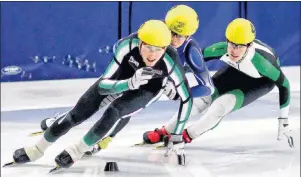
[54,150,75,169]
[14,146,44,163]
[182,129,193,144]
[40,117,56,131]
[84,136,113,156]
[161,129,193,148]
[29,113,67,136]
[49,149,81,173]
[49,140,89,173]
[40,113,66,131]
[49,150,75,173]
[143,126,169,144]
[3,146,44,167]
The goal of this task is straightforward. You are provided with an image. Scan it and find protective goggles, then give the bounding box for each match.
[141,42,165,52]
[227,40,250,49]
[171,31,186,39]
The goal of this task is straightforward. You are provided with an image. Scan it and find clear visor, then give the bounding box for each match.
[171,31,186,39]
[227,40,248,49]
[141,42,165,52]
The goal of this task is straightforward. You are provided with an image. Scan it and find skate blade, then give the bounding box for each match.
[2,161,17,167]
[28,131,44,137]
[131,142,158,147]
[131,142,165,149]
[177,154,186,166]
[131,142,147,147]
[288,136,294,148]
[155,144,166,149]
[49,165,63,174]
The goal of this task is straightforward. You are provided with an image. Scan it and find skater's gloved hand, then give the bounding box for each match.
[128,67,154,90]
[163,80,178,100]
[277,118,294,148]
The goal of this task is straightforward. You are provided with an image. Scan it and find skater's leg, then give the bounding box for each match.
[165,96,212,133]
[44,78,106,142]
[40,93,122,131]
[108,117,131,137]
[83,90,159,146]
[89,88,163,150]
[54,90,161,168]
[11,79,107,164]
[83,117,131,155]
[142,95,212,144]
[186,78,275,140]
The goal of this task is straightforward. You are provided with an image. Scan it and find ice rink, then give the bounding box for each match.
[1,91,300,177]
[1,67,300,177]
[2,2,300,176]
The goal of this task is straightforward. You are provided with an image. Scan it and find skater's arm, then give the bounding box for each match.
[252,53,290,118]
[98,78,130,95]
[98,39,132,95]
[185,40,215,97]
[202,42,227,62]
[163,50,193,135]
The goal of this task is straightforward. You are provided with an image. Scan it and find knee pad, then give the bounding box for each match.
[193,96,212,114]
[103,106,120,130]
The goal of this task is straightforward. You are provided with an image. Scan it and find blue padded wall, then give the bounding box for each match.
[1,2,300,82]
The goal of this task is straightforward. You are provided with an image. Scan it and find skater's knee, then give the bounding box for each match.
[67,110,87,126]
[91,106,120,136]
[100,106,120,130]
[191,96,212,116]
[206,93,239,118]
[103,106,120,128]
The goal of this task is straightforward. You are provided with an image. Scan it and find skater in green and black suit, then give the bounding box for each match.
[144,18,294,148]
[6,20,192,170]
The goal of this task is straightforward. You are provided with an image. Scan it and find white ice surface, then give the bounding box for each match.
[1,92,300,177]
[1,66,300,177]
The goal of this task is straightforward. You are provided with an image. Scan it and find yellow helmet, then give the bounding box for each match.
[165,5,199,36]
[225,18,256,45]
[137,20,171,47]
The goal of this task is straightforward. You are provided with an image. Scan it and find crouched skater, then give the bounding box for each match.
[3,20,193,172]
